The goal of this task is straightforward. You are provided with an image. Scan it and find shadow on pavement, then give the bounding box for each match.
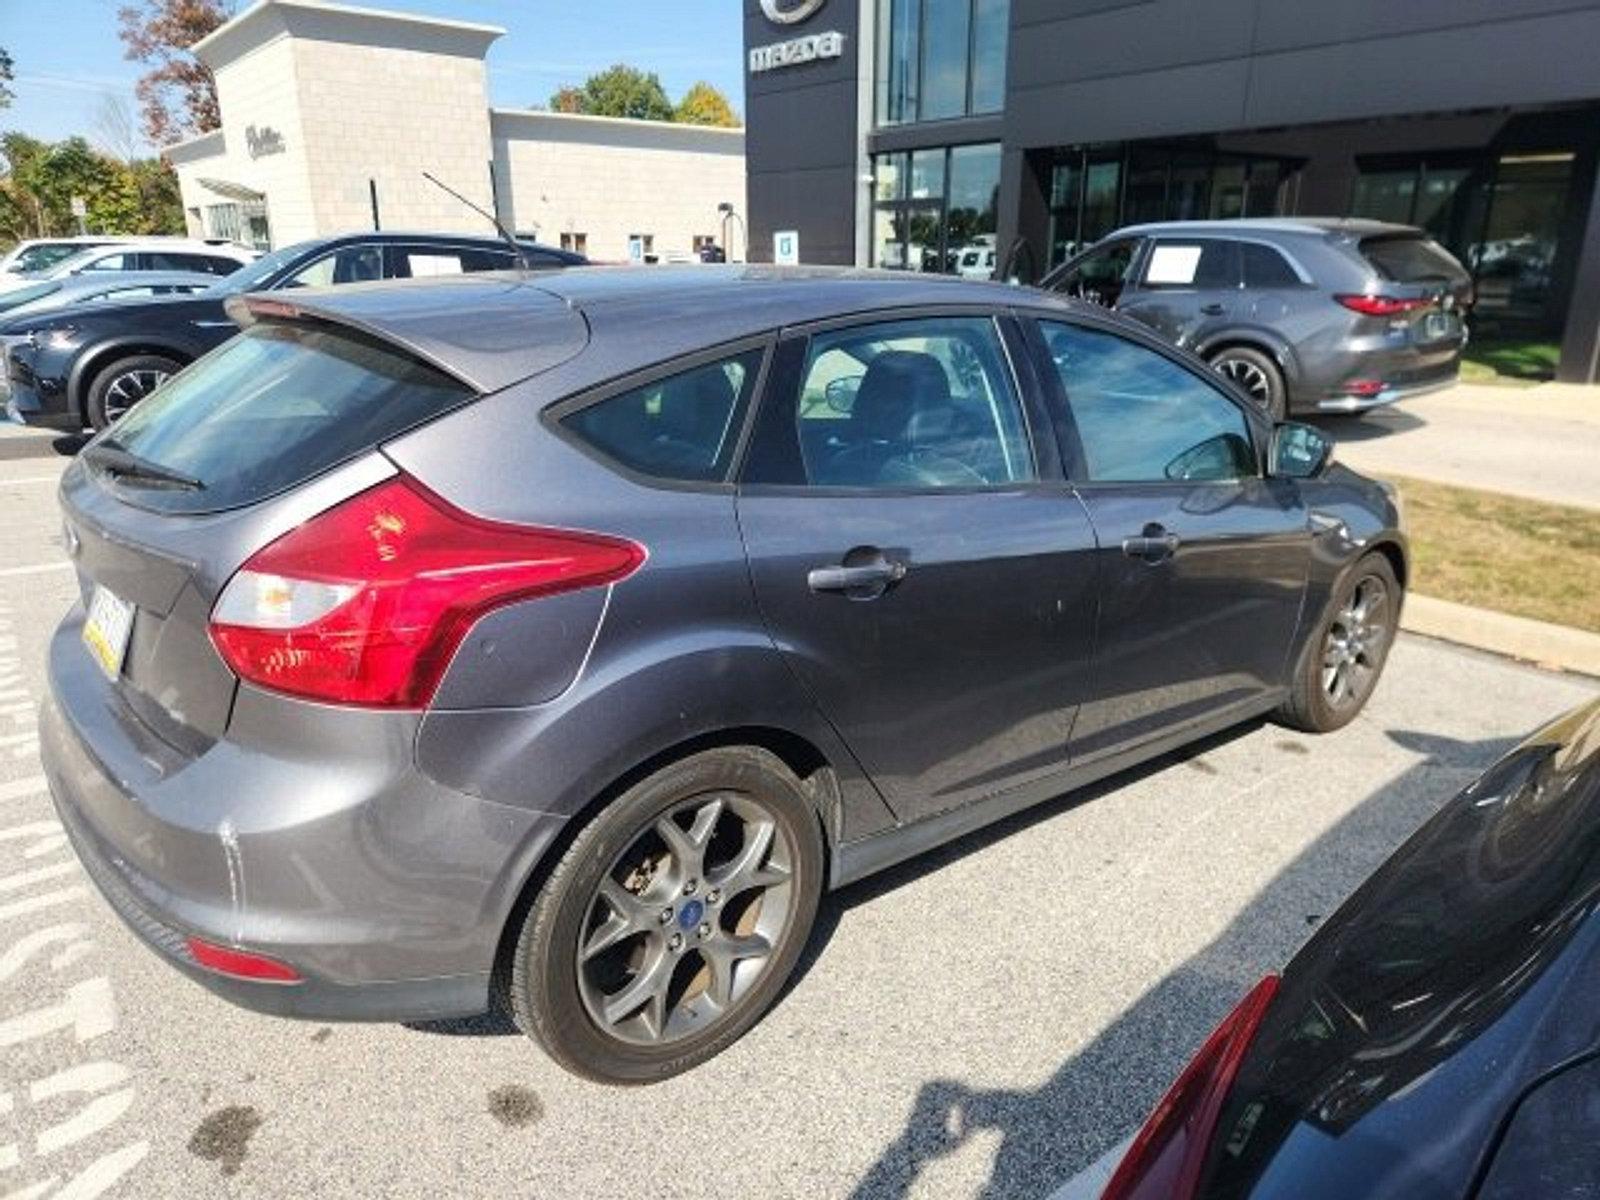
[1314,409,1426,444]
[844,726,1520,1200]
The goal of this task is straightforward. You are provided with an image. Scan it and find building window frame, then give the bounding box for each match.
[876,0,1009,128]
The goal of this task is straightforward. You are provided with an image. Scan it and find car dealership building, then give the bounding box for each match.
[166,0,746,264]
[743,0,1600,381]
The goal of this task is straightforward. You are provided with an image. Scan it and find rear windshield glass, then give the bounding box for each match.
[100,321,473,514]
[1360,235,1465,284]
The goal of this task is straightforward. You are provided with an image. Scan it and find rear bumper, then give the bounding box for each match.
[3,340,77,429]
[1313,371,1459,413]
[41,607,567,1022]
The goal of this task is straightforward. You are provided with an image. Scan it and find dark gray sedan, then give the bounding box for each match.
[41,267,1406,1083]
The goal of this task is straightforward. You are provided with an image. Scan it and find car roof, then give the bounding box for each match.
[1112,217,1423,241]
[231,265,1076,394]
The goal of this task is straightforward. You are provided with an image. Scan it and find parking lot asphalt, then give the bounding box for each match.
[1,426,1595,1199]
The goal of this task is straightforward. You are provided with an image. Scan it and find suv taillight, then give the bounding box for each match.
[209,474,644,708]
[1101,975,1280,1200]
[1336,294,1431,317]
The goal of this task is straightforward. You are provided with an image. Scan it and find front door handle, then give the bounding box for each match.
[808,556,908,596]
[1199,303,1226,316]
[1122,524,1180,564]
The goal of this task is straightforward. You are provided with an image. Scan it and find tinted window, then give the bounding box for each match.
[745,316,1034,489]
[16,244,99,272]
[1360,235,1465,283]
[562,350,763,483]
[395,250,466,278]
[1041,321,1255,483]
[282,245,384,288]
[1141,239,1238,289]
[1241,242,1303,288]
[103,323,473,514]
[80,253,131,273]
[1057,238,1138,299]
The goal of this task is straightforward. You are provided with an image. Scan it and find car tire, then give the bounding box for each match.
[85,354,184,430]
[504,746,824,1085]
[1210,347,1287,421]
[1276,552,1402,733]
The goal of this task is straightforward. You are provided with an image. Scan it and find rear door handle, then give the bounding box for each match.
[1199,303,1226,316]
[807,559,908,595]
[1122,525,1180,564]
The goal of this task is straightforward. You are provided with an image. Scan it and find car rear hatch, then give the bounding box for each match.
[1353,232,1474,352]
[54,279,589,756]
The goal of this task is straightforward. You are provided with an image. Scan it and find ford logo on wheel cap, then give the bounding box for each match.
[761,0,825,24]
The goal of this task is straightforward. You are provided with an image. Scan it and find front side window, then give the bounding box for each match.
[281,245,384,288]
[1053,238,1140,305]
[562,350,764,484]
[745,316,1034,489]
[1041,321,1255,484]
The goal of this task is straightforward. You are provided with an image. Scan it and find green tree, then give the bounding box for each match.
[554,64,674,122]
[0,134,176,241]
[129,157,185,234]
[118,0,232,144]
[675,82,740,128]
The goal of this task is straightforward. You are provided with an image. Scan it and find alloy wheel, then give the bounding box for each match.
[576,791,795,1046]
[102,368,171,424]
[1216,357,1272,408]
[1322,574,1391,710]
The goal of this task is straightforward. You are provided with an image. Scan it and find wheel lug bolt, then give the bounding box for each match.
[659,908,673,924]
[698,923,711,938]
[668,933,683,951]
[683,879,698,896]
[707,889,721,905]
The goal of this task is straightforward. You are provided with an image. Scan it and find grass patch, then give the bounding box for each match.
[1382,475,1600,633]
[1459,337,1560,386]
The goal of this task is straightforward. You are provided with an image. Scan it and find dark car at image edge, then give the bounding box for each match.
[2,230,585,430]
[40,265,1406,1084]
[1102,697,1600,1200]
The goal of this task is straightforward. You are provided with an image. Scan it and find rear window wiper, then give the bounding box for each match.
[83,439,204,491]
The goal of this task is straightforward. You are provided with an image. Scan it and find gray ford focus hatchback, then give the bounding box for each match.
[42,266,1406,1083]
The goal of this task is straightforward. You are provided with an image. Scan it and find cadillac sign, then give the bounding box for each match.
[750,0,842,73]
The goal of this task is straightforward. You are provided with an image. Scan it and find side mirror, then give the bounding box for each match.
[1269,421,1333,479]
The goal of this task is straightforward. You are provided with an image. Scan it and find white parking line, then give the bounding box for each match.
[0,477,65,487]
[0,563,71,580]
[1045,1134,1133,1200]
[0,777,47,804]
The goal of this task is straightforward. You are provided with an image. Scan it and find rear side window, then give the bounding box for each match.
[1360,235,1465,283]
[102,323,474,514]
[1241,243,1303,288]
[562,350,763,483]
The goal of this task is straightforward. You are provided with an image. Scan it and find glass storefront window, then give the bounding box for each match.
[872,143,1001,274]
[1045,144,1298,266]
[876,0,1010,126]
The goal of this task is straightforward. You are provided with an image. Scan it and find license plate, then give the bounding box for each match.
[82,586,135,682]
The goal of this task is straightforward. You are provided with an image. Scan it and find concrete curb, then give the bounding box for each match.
[1401,594,1600,678]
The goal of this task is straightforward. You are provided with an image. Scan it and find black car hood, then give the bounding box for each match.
[0,292,229,337]
[1200,699,1600,1199]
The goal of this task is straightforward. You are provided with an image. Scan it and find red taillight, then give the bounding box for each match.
[1335,294,1431,317]
[1341,379,1387,397]
[209,474,645,708]
[1101,975,1280,1200]
[186,937,302,983]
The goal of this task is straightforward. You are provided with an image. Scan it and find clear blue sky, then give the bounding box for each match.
[0,0,745,154]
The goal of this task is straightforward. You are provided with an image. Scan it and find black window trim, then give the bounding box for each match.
[541,333,777,494]
[735,304,1061,497]
[1020,307,1271,488]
